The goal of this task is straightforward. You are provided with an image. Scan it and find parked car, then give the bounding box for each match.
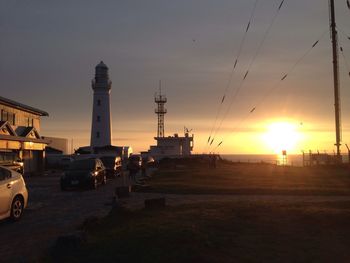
[60,156,73,170]
[0,159,24,175]
[60,158,106,190]
[142,156,155,168]
[0,166,28,221]
[100,156,123,178]
[127,154,142,171]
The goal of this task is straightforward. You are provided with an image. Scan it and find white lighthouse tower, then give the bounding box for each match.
[90,61,112,149]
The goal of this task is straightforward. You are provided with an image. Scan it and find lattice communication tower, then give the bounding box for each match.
[155,86,167,138]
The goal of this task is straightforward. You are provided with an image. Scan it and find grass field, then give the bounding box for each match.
[51,200,350,263]
[49,162,350,262]
[143,163,350,195]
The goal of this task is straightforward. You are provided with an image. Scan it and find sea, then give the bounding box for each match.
[220,154,350,167]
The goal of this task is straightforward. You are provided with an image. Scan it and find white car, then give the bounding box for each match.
[0,166,28,221]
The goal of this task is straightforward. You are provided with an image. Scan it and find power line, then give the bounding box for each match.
[337,26,350,41]
[340,45,350,77]
[254,30,328,108]
[204,0,260,150]
[337,28,350,77]
[208,0,286,152]
[213,30,327,152]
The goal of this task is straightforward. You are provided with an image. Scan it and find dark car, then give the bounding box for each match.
[100,156,123,178]
[142,156,155,168]
[127,154,142,171]
[60,158,106,190]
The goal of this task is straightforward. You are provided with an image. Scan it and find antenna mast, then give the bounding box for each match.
[329,0,342,161]
[155,80,167,138]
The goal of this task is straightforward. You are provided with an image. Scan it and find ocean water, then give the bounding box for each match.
[221,154,350,167]
[221,154,303,166]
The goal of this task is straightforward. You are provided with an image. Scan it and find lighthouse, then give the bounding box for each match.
[90,61,112,149]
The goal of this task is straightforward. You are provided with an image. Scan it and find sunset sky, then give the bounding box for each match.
[1,0,350,154]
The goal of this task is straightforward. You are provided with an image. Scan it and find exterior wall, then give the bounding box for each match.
[182,134,194,156]
[43,136,69,154]
[0,98,48,175]
[90,62,112,148]
[90,90,112,147]
[0,138,46,175]
[149,134,194,160]
[0,104,41,131]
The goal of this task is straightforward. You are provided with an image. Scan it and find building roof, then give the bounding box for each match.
[0,96,49,116]
[19,127,40,138]
[96,61,108,69]
[0,121,16,136]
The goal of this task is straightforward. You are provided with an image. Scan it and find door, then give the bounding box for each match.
[0,167,13,216]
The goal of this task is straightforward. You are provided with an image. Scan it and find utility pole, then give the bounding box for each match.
[329,0,342,162]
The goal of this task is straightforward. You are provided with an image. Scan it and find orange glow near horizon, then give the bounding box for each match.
[262,121,302,154]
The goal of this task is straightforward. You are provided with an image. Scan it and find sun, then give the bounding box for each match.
[262,122,301,154]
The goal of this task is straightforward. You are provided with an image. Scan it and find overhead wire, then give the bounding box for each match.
[212,29,328,152]
[208,0,286,152]
[340,45,350,77]
[337,25,350,41]
[337,28,350,77]
[254,29,329,108]
[204,0,260,151]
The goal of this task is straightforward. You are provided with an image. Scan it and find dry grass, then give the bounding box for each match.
[143,163,350,195]
[48,163,350,262]
[51,200,350,263]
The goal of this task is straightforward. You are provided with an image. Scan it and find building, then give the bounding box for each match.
[90,61,112,148]
[149,132,194,160]
[75,62,131,160]
[148,89,194,160]
[43,136,69,154]
[0,96,49,175]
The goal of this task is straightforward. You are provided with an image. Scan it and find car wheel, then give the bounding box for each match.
[91,178,98,189]
[10,196,24,221]
[102,175,107,185]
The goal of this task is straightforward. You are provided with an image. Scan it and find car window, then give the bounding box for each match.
[0,167,11,181]
[68,159,95,170]
[96,160,102,169]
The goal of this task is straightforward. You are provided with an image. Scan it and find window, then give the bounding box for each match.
[0,167,11,181]
[97,116,101,122]
[96,132,100,138]
[1,110,7,122]
[0,110,15,125]
[97,99,101,106]
[96,160,103,170]
[27,118,33,127]
[8,112,15,125]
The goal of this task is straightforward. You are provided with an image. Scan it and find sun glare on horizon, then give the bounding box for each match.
[262,122,302,154]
